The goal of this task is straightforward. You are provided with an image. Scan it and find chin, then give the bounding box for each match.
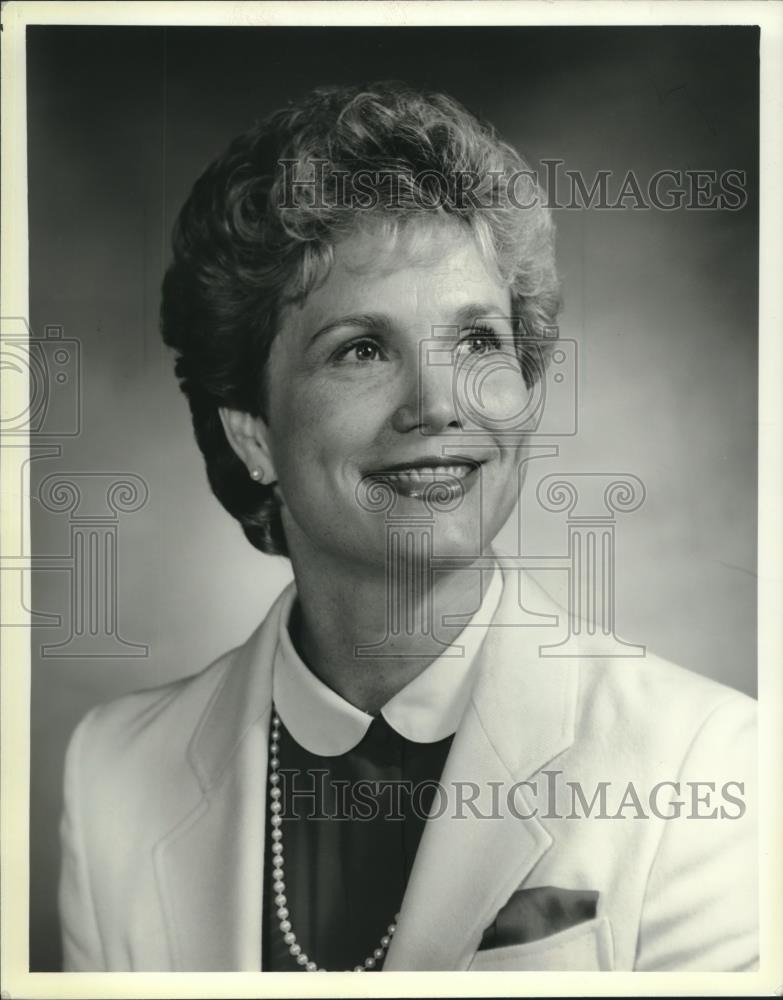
[385,514,494,562]
[432,521,499,560]
[319,501,505,571]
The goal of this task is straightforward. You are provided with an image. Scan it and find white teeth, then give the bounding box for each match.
[379,464,474,484]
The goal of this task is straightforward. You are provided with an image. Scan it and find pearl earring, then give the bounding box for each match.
[250,468,264,483]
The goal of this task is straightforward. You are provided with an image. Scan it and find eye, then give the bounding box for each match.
[457,324,503,357]
[333,337,385,363]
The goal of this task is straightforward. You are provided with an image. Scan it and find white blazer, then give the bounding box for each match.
[59,569,757,971]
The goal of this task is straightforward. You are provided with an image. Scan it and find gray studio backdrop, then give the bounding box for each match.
[26,26,758,970]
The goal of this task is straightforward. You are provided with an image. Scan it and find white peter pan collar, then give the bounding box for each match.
[272,567,502,756]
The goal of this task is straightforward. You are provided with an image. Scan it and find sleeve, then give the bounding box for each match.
[634,693,758,971]
[58,708,106,971]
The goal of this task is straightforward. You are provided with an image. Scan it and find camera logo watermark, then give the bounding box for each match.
[1,322,81,437]
[419,331,577,438]
[1,316,149,657]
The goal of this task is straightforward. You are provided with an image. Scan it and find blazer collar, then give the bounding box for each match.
[471,569,578,781]
[188,584,293,792]
[384,566,580,970]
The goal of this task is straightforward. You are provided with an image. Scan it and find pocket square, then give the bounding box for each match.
[478,886,599,951]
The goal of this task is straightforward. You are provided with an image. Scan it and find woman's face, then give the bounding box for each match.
[258,219,533,572]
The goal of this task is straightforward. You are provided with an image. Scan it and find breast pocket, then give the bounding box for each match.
[467,916,614,971]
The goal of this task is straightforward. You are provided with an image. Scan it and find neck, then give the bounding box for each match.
[286,547,491,715]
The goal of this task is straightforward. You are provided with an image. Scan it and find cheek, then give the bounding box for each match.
[271,381,382,476]
[455,362,532,429]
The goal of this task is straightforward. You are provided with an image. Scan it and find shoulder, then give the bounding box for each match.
[525,576,757,734]
[66,644,241,791]
[512,568,756,764]
[569,652,756,791]
[66,581,294,789]
[66,586,293,788]
[578,650,755,738]
[581,648,754,714]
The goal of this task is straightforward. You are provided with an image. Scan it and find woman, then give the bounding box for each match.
[58,82,757,972]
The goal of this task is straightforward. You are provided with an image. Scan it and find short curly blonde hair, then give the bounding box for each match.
[161,82,561,557]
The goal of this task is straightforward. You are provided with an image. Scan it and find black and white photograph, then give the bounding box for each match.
[1,1,781,995]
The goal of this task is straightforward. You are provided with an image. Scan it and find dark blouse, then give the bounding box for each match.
[262,712,454,971]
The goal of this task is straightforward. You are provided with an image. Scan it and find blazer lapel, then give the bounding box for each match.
[384,569,579,971]
[153,586,291,971]
[149,573,576,972]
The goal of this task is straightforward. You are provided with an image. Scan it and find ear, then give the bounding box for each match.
[218,407,278,485]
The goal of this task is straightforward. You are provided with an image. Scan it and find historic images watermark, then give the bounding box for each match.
[271,769,749,822]
[278,158,749,212]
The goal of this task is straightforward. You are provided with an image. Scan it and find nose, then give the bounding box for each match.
[391,353,461,435]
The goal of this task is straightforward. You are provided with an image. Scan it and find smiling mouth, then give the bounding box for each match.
[368,461,481,500]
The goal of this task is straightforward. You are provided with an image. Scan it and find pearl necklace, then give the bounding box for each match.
[269,710,401,971]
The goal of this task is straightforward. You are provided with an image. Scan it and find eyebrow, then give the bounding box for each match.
[309,302,512,344]
[310,313,393,344]
[451,302,513,327]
